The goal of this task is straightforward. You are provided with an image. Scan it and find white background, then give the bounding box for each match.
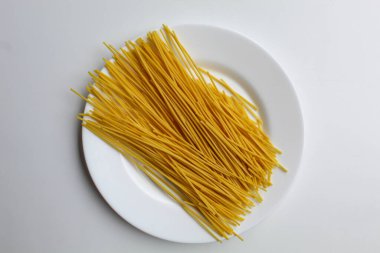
[1,0,379,252]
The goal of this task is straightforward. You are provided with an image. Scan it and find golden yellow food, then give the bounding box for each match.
[73,25,285,242]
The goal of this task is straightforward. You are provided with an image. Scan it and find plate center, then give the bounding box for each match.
[119,63,269,205]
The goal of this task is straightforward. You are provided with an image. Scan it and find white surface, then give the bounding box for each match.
[1,0,380,252]
[83,24,303,243]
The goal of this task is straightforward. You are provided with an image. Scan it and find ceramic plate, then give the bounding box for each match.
[82,24,303,243]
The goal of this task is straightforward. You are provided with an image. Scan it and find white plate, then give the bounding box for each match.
[82,24,303,243]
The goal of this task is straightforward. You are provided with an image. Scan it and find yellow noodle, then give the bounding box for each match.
[72,25,285,241]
